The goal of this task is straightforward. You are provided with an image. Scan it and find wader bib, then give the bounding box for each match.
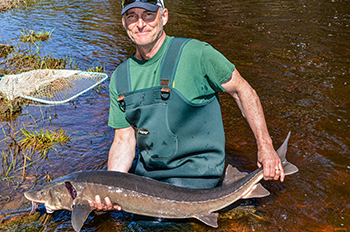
[116,38,225,189]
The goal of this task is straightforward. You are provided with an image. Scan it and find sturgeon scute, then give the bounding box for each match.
[24,132,298,231]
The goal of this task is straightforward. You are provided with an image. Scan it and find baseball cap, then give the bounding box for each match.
[121,0,164,15]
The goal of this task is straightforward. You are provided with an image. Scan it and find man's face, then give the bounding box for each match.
[122,7,168,46]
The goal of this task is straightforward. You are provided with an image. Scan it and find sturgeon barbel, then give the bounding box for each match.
[24,132,298,231]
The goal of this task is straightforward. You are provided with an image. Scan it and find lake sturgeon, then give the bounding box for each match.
[24,132,298,231]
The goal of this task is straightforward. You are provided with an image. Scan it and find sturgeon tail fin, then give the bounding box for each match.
[276,132,299,176]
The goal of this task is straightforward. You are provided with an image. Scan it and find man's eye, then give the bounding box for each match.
[144,13,156,21]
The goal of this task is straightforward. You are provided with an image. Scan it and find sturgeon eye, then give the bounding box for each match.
[65,182,77,200]
[37,191,44,198]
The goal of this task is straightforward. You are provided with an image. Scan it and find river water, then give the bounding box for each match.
[0,0,349,231]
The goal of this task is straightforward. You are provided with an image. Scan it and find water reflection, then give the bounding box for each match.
[0,0,349,231]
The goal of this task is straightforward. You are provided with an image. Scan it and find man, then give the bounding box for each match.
[90,0,284,211]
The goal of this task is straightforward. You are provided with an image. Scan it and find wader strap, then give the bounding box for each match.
[115,59,131,111]
[160,38,190,89]
[115,59,131,96]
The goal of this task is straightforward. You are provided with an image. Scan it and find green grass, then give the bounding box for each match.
[0,0,26,12]
[0,44,14,57]
[0,0,38,13]
[0,117,70,181]
[19,127,70,158]
[20,29,54,44]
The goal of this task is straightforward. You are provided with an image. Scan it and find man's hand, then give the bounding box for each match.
[257,146,285,182]
[88,195,122,211]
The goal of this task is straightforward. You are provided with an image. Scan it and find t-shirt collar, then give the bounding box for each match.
[131,36,172,65]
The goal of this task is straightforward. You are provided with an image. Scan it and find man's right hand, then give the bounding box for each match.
[88,195,122,211]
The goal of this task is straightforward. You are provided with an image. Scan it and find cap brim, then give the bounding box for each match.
[121,2,159,15]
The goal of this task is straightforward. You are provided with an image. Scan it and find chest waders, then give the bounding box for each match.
[116,38,225,189]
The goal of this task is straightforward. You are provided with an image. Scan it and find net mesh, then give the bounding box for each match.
[0,69,108,104]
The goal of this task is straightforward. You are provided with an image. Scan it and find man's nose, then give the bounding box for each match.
[136,17,147,28]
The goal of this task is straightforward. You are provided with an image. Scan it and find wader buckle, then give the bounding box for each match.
[117,94,126,112]
[160,79,171,100]
[161,87,171,100]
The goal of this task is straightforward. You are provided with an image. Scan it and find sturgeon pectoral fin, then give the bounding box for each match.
[193,213,219,228]
[71,200,93,232]
[242,183,270,199]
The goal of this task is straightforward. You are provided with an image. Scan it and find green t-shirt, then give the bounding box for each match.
[108,36,235,129]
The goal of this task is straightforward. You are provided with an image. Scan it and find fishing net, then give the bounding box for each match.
[0,69,108,104]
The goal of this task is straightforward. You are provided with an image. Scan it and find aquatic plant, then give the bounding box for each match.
[0,111,70,182]
[86,65,104,73]
[0,0,26,12]
[0,45,72,75]
[19,127,70,159]
[0,44,14,57]
[0,0,38,13]
[19,29,54,44]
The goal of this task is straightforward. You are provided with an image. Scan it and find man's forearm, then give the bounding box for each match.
[222,69,273,148]
[108,127,136,172]
[236,84,273,149]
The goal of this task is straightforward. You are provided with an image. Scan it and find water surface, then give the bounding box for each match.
[0,0,349,231]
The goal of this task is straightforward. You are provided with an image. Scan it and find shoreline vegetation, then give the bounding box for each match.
[0,0,103,203]
[0,0,27,12]
[0,0,71,192]
[0,1,107,229]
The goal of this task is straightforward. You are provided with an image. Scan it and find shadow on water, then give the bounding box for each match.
[0,0,349,231]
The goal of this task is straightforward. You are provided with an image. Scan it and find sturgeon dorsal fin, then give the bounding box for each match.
[71,200,93,232]
[223,164,248,185]
[242,183,270,199]
[193,213,219,228]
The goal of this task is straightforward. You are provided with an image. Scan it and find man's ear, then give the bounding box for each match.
[162,8,169,26]
[122,16,126,29]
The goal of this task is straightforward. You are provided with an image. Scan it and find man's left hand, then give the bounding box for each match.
[257,146,285,182]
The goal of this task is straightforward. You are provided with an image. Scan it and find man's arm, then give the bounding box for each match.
[89,126,136,211]
[108,126,136,172]
[221,69,285,182]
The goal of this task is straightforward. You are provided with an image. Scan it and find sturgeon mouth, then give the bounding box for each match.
[24,190,46,213]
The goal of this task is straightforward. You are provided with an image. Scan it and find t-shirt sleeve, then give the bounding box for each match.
[200,43,235,92]
[108,70,131,129]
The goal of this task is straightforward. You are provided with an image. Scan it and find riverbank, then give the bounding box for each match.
[0,0,26,12]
